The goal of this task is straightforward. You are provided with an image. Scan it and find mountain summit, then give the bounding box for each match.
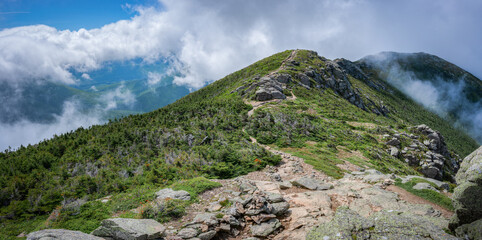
[0,50,480,239]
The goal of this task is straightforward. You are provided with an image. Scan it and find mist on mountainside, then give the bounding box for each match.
[360,52,482,144]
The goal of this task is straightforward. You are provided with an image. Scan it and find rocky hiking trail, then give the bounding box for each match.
[145,78,456,239]
[151,141,456,239]
[26,151,459,240]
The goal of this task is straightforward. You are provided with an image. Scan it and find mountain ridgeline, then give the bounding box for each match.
[0,50,480,238]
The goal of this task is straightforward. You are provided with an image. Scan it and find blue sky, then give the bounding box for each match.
[0,0,160,30]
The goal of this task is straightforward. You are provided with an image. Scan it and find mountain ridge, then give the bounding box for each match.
[0,49,480,239]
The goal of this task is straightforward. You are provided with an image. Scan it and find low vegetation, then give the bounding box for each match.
[394,178,454,211]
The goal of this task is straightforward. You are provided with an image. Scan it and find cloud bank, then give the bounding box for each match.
[0,101,102,150]
[1,0,481,150]
[0,84,136,150]
[1,0,481,88]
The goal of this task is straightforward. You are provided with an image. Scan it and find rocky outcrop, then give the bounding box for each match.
[384,125,461,180]
[91,218,166,240]
[175,190,289,239]
[306,208,457,240]
[27,229,104,240]
[449,146,482,237]
[239,50,389,115]
[254,75,287,101]
[155,188,191,201]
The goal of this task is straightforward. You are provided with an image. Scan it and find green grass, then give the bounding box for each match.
[141,199,189,223]
[52,201,111,233]
[109,185,158,212]
[281,146,345,179]
[394,178,454,211]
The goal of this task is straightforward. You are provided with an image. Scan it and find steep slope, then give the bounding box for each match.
[0,50,479,238]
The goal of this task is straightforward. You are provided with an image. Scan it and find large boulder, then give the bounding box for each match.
[27,229,104,240]
[454,218,482,240]
[91,218,166,240]
[306,208,457,240]
[449,146,482,235]
[155,188,191,201]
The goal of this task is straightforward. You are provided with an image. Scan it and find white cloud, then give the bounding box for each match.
[81,73,91,80]
[0,101,103,150]
[147,71,163,86]
[100,83,136,111]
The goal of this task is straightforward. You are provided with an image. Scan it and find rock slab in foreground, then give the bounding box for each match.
[306,208,457,240]
[27,229,104,240]
[91,218,166,240]
[449,146,482,236]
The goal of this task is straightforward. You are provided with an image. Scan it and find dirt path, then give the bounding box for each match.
[386,185,454,218]
[279,49,299,70]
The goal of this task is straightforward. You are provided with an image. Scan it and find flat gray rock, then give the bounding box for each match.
[278,181,292,189]
[270,202,290,216]
[177,227,198,239]
[155,188,191,201]
[91,218,166,240]
[27,229,104,240]
[250,219,281,237]
[198,230,216,240]
[191,213,218,226]
[290,177,332,190]
[413,182,438,191]
[307,208,457,240]
[265,192,284,203]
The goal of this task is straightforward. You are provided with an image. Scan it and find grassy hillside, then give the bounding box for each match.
[0,49,478,238]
